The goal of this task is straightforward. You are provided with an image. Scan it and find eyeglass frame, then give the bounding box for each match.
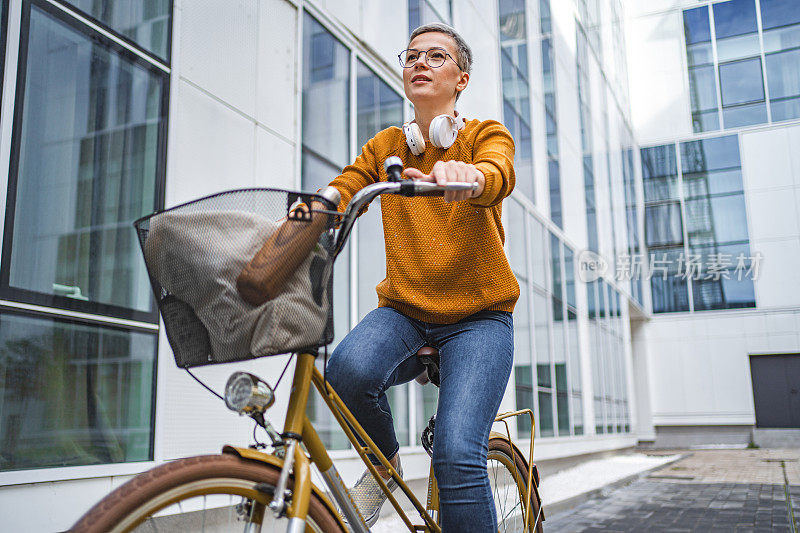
[398,47,461,70]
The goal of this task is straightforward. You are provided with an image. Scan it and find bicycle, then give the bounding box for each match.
[71,158,545,532]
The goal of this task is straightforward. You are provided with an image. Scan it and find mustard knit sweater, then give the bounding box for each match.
[328,118,520,324]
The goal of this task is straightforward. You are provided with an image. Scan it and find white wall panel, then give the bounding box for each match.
[644,310,800,427]
[169,81,256,206]
[747,189,800,241]
[0,476,114,532]
[256,0,298,140]
[321,0,361,33]
[179,0,258,116]
[361,1,408,68]
[752,237,800,308]
[741,126,797,191]
[256,127,296,188]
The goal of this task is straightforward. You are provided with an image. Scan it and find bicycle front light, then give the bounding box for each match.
[224,372,275,415]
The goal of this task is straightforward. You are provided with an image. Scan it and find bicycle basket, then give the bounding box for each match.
[134,188,336,368]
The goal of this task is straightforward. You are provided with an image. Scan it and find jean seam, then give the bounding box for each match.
[374,340,427,420]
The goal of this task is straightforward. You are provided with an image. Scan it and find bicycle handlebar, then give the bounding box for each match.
[237,160,478,304]
[332,179,478,258]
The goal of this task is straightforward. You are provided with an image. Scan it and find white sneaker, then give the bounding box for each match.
[347,455,403,526]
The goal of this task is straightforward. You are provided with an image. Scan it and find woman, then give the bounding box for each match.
[324,22,519,531]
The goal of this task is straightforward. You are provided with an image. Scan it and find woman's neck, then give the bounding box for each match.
[414,104,457,142]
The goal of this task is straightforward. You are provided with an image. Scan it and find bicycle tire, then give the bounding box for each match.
[70,454,344,533]
[488,437,545,533]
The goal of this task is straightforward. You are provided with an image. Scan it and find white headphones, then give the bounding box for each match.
[402,113,466,155]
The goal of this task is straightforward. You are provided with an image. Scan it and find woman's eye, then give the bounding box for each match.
[430,52,445,60]
[407,53,419,62]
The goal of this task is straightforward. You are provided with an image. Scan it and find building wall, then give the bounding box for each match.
[0,0,644,530]
[625,0,800,445]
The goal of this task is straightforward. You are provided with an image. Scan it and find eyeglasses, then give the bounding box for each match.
[398,47,459,69]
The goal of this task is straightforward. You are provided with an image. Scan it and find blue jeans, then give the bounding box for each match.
[325,307,514,532]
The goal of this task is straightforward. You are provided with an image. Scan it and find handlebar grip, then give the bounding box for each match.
[236,199,335,306]
[409,181,479,197]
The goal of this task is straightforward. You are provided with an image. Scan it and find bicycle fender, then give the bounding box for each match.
[221,445,347,530]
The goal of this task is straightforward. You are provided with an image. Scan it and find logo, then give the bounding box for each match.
[578,249,607,282]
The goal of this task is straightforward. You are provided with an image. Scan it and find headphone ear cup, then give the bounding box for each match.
[404,122,426,155]
[430,115,458,149]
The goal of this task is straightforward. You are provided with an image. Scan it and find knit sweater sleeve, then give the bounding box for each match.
[326,136,381,212]
[469,120,516,208]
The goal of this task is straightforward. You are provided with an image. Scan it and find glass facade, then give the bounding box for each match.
[68,0,171,61]
[641,135,755,313]
[508,197,586,439]
[409,0,451,33]
[301,12,412,449]
[0,313,156,471]
[683,0,800,130]
[577,24,599,254]
[589,281,630,434]
[0,0,169,472]
[539,0,562,227]
[498,0,534,200]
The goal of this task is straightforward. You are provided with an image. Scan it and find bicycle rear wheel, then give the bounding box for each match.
[488,437,544,533]
[70,454,344,533]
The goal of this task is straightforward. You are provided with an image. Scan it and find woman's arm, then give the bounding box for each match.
[325,137,381,212]
[469,120,516,208]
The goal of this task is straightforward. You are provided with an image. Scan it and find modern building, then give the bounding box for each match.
[0,0,797,530]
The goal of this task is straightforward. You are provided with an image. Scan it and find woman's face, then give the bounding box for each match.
[402,32,468,108]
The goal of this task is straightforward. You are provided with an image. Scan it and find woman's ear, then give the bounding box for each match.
[456,71,469,93]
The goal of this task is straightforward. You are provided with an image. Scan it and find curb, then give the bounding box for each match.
[544,454,688,518]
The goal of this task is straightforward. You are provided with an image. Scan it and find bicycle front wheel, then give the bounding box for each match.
[70,454,344,533]
[488,437,544,533]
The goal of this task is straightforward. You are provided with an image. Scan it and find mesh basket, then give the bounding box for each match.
[134,188,337,368]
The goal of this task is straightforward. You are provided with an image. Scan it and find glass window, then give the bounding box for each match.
[538,390,554,437]
[641,145,679,202]
[690,243,756,310]
[680,135,741,173]
[514,281,534,435]
[499,0,534,201]
[409,0,451,33]
[683,6,711,45]
[712,0,758,39]
[688,65,720,111]
[355,61,401,323]
[302,13,350,192]
[719,58,766,106]
[69,0,171,61]
[356,62,403,149]
[530,218,547,289]
[716,33,761,62]
[645,203,684,247]
[650,246,691,312]
[1,0,7,96]
[0,311,156,471]
[3,2,167,321]
[302,12,352,449]
[507,200,528,277]
[533,290,550,389]
[685,194,750,245]
[759,0,800,30]
[766,48,800,121]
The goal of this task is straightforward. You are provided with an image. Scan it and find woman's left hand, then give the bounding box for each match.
[403,161,485,203]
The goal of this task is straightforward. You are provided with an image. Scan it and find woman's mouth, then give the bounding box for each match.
[411,75,431,84]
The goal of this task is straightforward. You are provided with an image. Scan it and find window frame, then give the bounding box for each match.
[47,0,174,64]
[0,305,160,474]
[1,0,170,325]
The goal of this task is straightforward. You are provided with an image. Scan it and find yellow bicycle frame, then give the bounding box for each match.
[232,350,539,532]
